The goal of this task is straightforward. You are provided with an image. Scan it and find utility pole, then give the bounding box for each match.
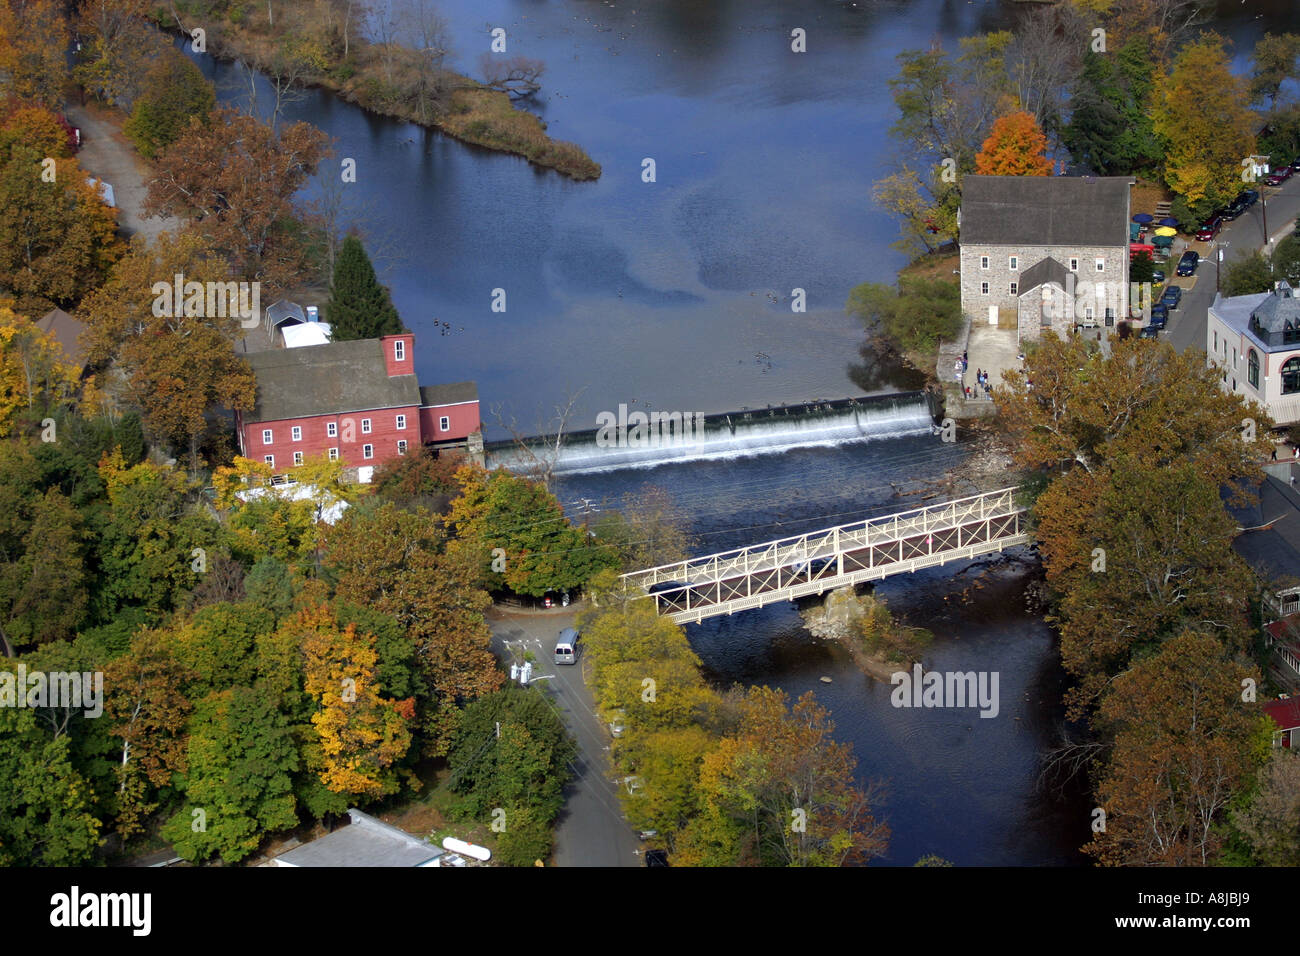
[1216,240,1229,293]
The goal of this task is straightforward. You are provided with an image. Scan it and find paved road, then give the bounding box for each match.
[1166,176,1300,355]
[487,608,642,867]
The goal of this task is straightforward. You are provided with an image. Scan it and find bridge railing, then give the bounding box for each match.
[619,486,1024,600]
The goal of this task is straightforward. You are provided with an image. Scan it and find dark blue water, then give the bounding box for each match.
[184,0,1295,864]
[556,433,1089,866]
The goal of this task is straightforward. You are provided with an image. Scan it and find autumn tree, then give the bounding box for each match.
[77,233,256,469]
[0,0,68,109]
[448,464,617,596]
[874,34,1016,255]
[325,234,404,341]
[999,334,1263,712]
[73,0,168,108]
[1086,632,1266,866]
[144,106,330,295]
[975,110,1054,176]
[1228,749,1300,866]
[325,500,502,754]
[1,103,75,158]
[372,445,461,513]
[300,604,413,800]
[592,484,696,572]
[0,133,122,313]
[0,307,77,437]
[103,628,195,839]
[123,47,216,158]
[1152,34,1257,221]
[675,687,890,867]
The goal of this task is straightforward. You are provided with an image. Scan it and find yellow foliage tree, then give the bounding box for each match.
[1152,34,1256,211]
[299,605,412,800]
[0,307,76,438]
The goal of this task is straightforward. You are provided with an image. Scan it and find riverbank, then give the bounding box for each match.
[163,12,600,181]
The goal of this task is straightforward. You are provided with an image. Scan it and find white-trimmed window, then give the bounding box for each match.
[264,455,274,467]
[362,444,373,459]
[262,429,273,444]
[1009,256,1018,271]
[1069,258,1078,271]
[439,415,450,432]
[361,418,372,434]
[328,447,338,461]
[397,440,408,455]
[293,451,303,466]
[1095,258,1105,272]
[291,426,302,441]
[980,282,989,295]
[980,256,989,269]
[327,422,337,438]
[1010,282,1018,296]
[396,414,407,430]
[394,340,405,362]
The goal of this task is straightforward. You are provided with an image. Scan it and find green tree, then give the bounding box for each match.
[1221,251,1275,297]
[0,702,102,866]
[124,48,216,159]
[447,686,574,820]
[0,487,89,650]
[846,276,961,358]
[448,464,616,596]
[1228,749,1300,866]
[1063,39,1162,176]
[163,685,300,864]
[1249,33,1300,109]
[325,235,404,340]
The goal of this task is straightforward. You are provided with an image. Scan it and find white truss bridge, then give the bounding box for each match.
[620,487,1031,624]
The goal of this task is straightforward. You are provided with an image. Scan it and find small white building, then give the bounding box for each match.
[1206,281,1300,425]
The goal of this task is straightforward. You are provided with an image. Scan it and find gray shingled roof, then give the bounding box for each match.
[1018,256,1070,294]
[420,382,478,407]
[960,175,1133,247]
[1226,470,1300,589]
[243,339,419,424]
[275,810,444,867]
[1250,281,1300,333]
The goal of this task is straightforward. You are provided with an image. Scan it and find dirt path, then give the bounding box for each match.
[64,100,171,245]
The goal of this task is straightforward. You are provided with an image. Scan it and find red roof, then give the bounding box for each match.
[1263,697,1300,731]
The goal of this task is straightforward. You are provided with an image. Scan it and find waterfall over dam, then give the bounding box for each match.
[485,392,937,475]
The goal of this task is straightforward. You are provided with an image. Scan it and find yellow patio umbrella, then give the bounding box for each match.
[1154,226,1177,237]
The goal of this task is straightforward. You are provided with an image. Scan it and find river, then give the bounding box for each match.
[185,0,1292,864]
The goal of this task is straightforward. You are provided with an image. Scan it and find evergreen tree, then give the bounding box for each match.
[326,236,405,341]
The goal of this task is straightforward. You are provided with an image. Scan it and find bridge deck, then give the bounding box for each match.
[620,487,1030,623]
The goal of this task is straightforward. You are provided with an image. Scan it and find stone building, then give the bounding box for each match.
[958,175,1135,340]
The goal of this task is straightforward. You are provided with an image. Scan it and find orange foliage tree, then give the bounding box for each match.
[974,110,1054,176]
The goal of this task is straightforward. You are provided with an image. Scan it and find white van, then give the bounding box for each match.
[554,627,579,665]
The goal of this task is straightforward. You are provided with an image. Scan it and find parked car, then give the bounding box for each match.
[1138,325,1160,339]
[1148,304,1168,328]
[1223,201,1244,221]
[1195,216,1222,241]
[1176,251,1199,276]
[1160,285,1183,309]
[1290,158,1300,173]
[1151,268,1166,284]
[1265,165,1294,187]
[1240,189,1260,208]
